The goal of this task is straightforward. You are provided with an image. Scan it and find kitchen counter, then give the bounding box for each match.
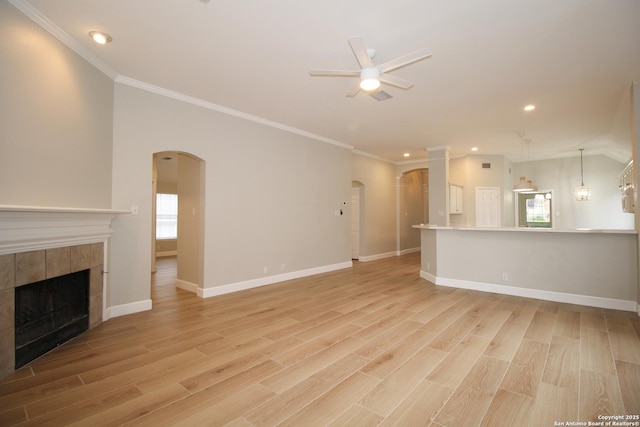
[413,224,636,234]
[415,225,638,313]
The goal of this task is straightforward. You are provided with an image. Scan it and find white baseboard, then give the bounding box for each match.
[156,251,177,258]
[197,261,353,299]
[358,251,397,262]
[176,279,200,295]
[104,299,152,320]
[421,270,437,284]
[358,248,420,262]
[420,271,637,312]
[398,247,421,256]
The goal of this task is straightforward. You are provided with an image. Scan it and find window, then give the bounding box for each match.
[518,192,552,228]
[156,193,178,239]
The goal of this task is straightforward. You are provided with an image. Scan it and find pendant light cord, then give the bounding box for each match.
[579,148,585,186]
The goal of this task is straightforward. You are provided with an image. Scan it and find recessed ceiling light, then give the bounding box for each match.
[89,31,112,45]
[524,104,536,111]
[471,147,478,152]
[403,153,411,157]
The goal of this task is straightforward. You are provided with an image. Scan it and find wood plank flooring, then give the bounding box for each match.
[1,253,639,426]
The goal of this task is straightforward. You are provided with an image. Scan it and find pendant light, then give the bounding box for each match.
[513,138,537,192]
[513,176,537,192]
[574,148,591,201]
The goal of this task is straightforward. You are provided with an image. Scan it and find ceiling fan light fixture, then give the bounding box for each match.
[359,67,381,92]
[310,37,431,98]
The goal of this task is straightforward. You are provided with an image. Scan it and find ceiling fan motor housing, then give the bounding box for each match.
[360,67,381,91]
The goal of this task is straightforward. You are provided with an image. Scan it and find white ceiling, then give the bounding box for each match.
[17,0,640,163]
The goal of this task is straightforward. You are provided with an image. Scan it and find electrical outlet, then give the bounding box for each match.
[263,266,268,274]
[131,205,138,215]
[427,262,430,271]
[501,272,508,281]
[281,263,286,271]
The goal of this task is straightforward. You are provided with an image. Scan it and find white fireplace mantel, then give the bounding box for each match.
[0,205,131,255]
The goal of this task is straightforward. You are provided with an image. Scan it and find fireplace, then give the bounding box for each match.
[0,243,105,378]
[0,205,127,379]
[14,269,90,369]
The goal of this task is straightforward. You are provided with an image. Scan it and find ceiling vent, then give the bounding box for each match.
[371,91,393,101]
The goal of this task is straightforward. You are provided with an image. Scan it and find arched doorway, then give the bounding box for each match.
[152,151,205,298]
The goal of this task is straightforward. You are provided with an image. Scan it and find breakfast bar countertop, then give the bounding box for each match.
[412,224,637,234]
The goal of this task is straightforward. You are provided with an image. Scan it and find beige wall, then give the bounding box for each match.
[157,181,178,194]
[111,84,352,304]
[156,239,177,255]
[176,153,204,287]
[0,2,113,208]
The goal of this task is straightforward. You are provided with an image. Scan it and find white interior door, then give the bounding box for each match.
[351,187,360,259]
[476,187,500,227]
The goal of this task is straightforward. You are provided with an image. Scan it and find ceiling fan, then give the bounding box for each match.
[310,36,432,100]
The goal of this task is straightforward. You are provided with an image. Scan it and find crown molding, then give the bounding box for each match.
[352,149,395,164]
[115,76,354,152]
[397,157,429,166]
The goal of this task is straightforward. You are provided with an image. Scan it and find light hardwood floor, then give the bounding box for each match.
[1,253,639,426]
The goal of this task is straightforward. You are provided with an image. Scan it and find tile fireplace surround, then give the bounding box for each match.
[0,205,128,379]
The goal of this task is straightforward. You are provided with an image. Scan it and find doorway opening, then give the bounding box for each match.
[152,151,205,299]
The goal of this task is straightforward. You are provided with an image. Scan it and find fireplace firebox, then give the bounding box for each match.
[14,269,89,369]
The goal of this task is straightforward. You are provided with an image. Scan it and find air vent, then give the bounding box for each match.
[371,91,393,101]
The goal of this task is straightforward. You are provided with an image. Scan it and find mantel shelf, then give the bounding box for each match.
[0,205,131,215]
[0,205,131,255]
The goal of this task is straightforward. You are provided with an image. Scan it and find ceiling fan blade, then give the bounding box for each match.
[379,74,414,90]
[378,48,432,73]
[346,81,361,97]
[310,70,360,77]
[348,36,372,69]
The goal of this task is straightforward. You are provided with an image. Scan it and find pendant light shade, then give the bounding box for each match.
[513,176,538,192]
[575,148,591,201]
